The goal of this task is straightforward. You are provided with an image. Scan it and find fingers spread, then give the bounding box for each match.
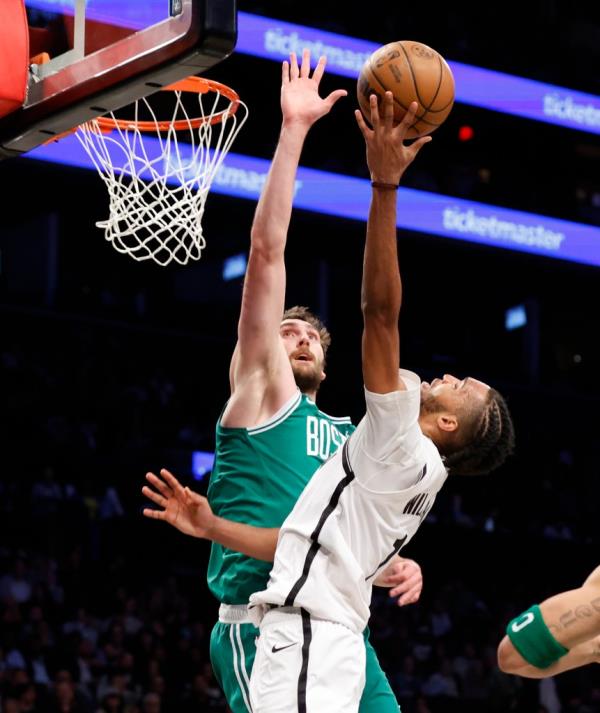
[411,135,433,155]
[382,91,394,127]
[398,101,419,139]
[289,52,299,79]
[369,93,381,127]
[300,48,311,78]
[142,485,166,508]
[325,89,347,109]
[311,55,327,84]
[159,469,186,497]
[142,507,166,520]
[145,472,171,498]
[184,486,203,506]
[355,109,371,137]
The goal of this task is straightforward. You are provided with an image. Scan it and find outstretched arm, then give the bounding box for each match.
[142,470,279,562]
[497,565,600,677]
[224,51,346,426]
[355,95,430,394]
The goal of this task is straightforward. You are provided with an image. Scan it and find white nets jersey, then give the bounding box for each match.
[249,370,448,634]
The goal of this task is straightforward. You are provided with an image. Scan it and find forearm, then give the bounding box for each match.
[361,189,401,320]
[250,123,308,254]
[234,123,308,364]
[541,584,600,649]
[210,516,279,562]
[499,576,600,676]
[502,637,600,678]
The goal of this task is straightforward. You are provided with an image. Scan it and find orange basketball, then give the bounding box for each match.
[357,41,455,138]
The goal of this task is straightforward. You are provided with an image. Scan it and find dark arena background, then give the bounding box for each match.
[1,1,600,712]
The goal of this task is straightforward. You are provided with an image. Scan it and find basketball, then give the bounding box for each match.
[357,41,455,138]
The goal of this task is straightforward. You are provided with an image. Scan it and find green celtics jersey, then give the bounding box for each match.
[207,390,355,604]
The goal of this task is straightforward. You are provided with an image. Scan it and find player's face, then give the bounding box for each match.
[420,374,490,414]
[280,319,326,392]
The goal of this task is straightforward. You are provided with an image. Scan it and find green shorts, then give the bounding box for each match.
[210,619,399,713]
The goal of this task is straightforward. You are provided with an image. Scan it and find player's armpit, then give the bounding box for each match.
[221,356,296,428]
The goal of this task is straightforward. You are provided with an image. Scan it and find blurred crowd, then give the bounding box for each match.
[1,520,599,713]
[0,544,227,712]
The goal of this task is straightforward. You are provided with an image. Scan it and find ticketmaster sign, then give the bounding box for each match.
[28,136,600,269]
[237,12,600,136]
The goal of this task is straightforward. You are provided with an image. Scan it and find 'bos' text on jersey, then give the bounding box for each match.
[306,416,348,461]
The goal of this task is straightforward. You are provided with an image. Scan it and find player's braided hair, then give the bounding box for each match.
[282,306,331,358]
[444,389,515,476]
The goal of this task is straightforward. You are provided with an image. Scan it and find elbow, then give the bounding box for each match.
[249,228,285,260]
[361,301,399,325]
[497,637,521,674]
[260,529,279,563]
[248,243,284,268]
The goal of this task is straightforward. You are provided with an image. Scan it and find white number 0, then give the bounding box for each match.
[511,612,535,632]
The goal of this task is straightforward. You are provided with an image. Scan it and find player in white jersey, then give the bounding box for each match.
[247,93,516,712]
[249,369,445,636]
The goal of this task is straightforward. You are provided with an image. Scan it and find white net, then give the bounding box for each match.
[75,80,248,266]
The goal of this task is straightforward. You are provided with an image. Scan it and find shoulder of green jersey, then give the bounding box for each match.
[247,391,303,435]
[304,396,352,424]
[317,411,352,424]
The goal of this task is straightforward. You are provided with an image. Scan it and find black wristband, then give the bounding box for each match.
[371,181,399,190]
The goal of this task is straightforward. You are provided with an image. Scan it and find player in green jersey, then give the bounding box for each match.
[143,50,422,713]
[207,380,355,607]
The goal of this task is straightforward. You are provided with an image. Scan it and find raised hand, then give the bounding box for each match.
[281,49,347,129]
[142,469,216,539]
[379,557,423,607]
[355,93,431,184]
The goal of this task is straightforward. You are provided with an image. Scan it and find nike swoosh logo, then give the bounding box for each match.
[271,642,297,653]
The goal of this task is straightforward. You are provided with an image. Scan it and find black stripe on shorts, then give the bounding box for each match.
[297,608,312,713]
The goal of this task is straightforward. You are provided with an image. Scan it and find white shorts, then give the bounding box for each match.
[249,607,366,713]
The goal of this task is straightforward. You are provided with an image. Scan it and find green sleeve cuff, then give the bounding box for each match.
[506,604,569,669]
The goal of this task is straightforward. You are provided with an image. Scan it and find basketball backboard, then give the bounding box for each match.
[0,0,236,158]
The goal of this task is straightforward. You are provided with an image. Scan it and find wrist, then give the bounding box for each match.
[281,119,311,136]
[371,181,399,190]
[371,169,402,182]
[200,512,219,541]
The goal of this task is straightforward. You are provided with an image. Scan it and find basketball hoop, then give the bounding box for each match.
[75,77,248,266]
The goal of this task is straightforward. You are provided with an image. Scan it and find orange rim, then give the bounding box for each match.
[93,76,241,132]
